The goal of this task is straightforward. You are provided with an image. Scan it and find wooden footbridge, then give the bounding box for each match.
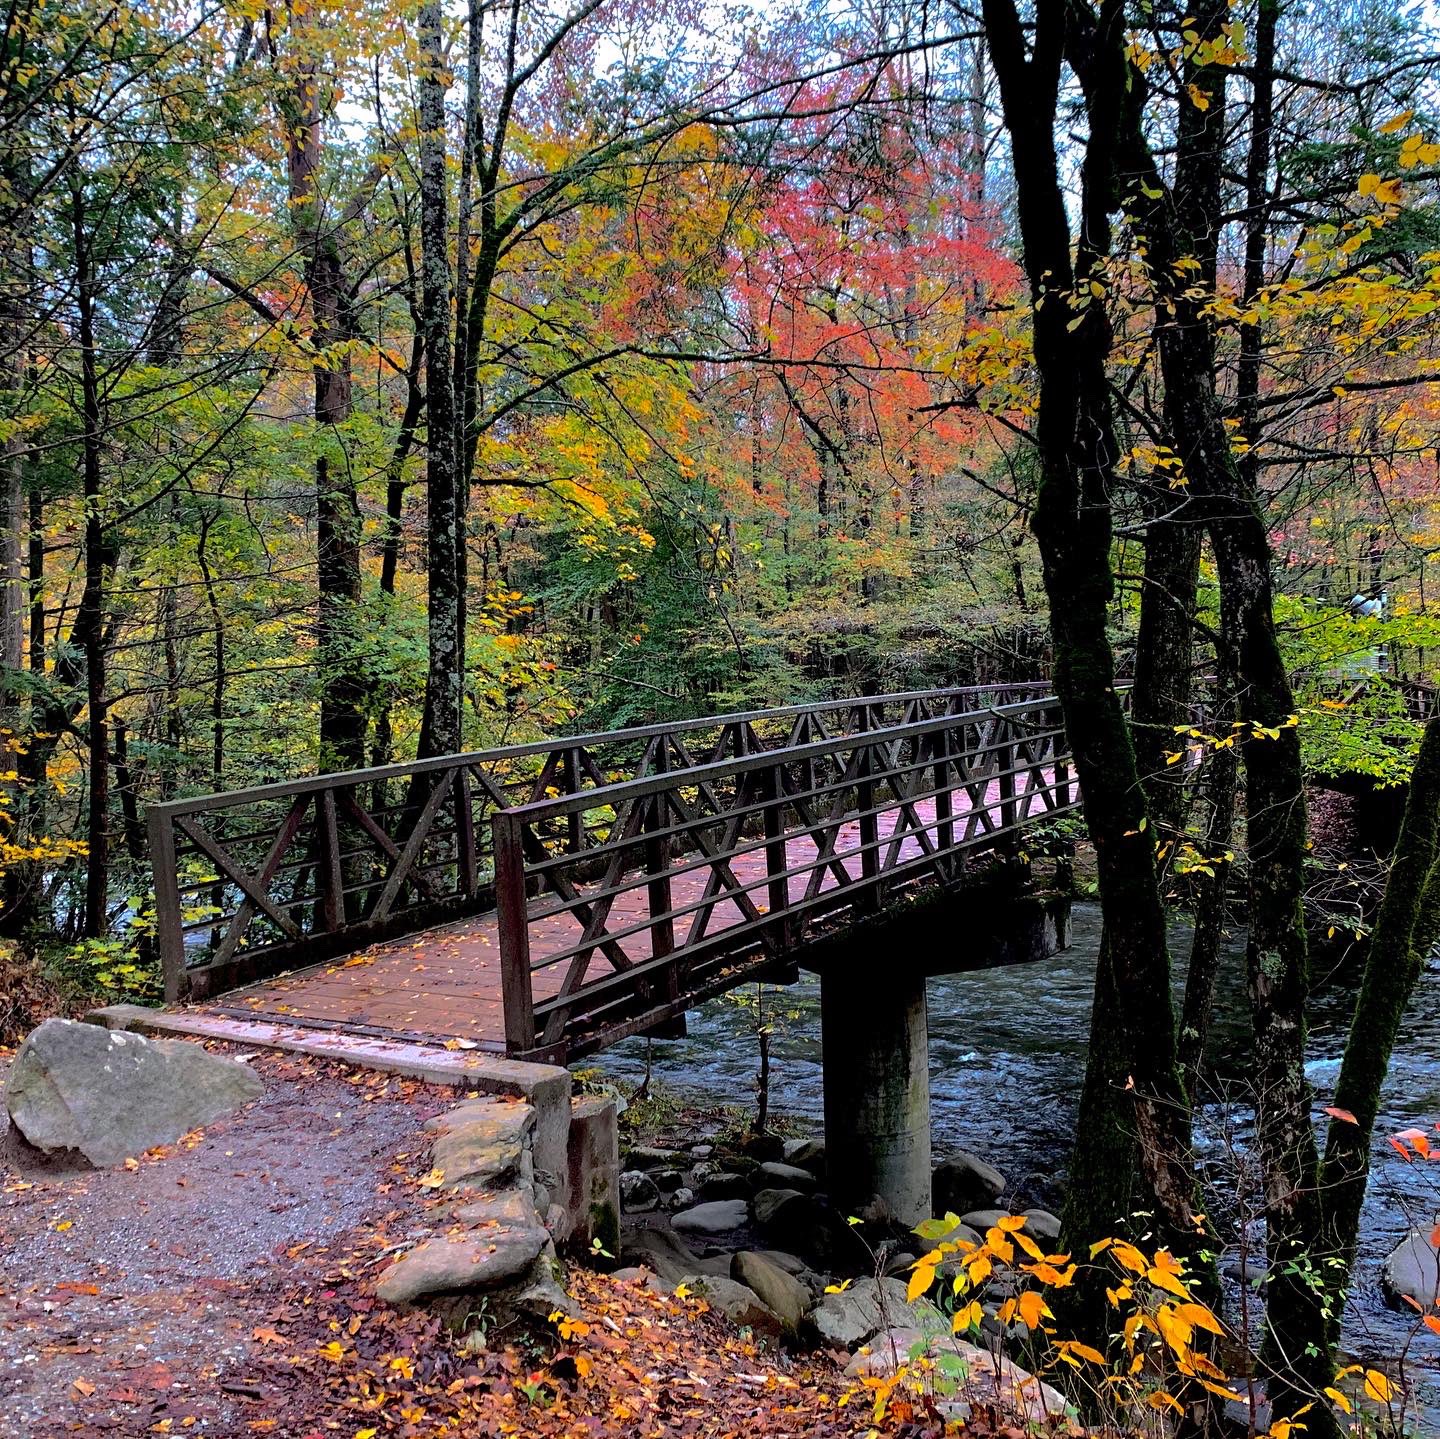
[148,684,1079,1063]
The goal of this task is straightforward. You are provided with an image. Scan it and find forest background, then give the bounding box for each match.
[4,0,1438,967]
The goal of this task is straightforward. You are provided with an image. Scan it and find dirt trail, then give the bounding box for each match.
[2,1043,868,1439]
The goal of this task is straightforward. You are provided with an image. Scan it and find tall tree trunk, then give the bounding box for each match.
[0,138,33,930]
[281,41,366,772]
[1321,716,1440,1328]
[70,175,114,939]
[415,0,463,759]
[981,3,1201,1345]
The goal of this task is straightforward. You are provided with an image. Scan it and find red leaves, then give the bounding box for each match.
[1391,1127,1435,1161]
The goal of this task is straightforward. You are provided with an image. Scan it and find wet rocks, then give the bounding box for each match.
[5,1018,262,1167]
[628,1144,688,1168]
[752,1187,806,1227]
[625,1225,727,1283]
[620,1170,661,1213]
[1021,1208,1062,1242]
[933,1151,1005,1217]
[1383,1225,1440,1310]
[756,1160,817,1190]
[960,1207,1011,1232]
[782,1137,825,1170]
[699,1171,750,1201]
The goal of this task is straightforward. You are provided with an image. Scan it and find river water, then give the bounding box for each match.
[594,902,1440,1401]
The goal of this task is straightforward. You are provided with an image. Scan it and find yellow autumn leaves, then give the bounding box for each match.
[904,1214,1248,1417]
[902,1214,1407,1432]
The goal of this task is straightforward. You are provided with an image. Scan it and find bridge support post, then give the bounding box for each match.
[820,963,931,1226]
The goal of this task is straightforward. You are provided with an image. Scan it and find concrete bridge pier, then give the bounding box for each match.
[821,962,931,1226]
[814,867,1073,1228]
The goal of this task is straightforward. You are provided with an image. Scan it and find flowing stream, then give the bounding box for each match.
[594,902,1440,1407]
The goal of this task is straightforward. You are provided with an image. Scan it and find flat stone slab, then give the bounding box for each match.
[376,1224,549,1304]
[809,1276,944,1350]
[672,1198,749,1234]
[6,1018,262,1167]
[431,1120,529,1190]
[454,1188,546,1228]
[424,1098,536,1143]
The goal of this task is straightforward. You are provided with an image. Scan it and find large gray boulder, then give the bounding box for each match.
[933,1151,1005,1217]
[5,1019,262,1167]
[731,1250,810,1331]
[809,1275,944,1350]
[1382,1225,1440,1310]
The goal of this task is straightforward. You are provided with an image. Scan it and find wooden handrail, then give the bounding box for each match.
[489,693,1074,1058]
[147,682,1054,1003]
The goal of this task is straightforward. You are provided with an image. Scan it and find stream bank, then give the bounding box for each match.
[590,902,1440,1413]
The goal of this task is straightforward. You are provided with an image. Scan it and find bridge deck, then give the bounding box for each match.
[207,793,960,1048]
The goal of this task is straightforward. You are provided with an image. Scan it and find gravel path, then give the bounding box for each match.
[0,1045,451,1436]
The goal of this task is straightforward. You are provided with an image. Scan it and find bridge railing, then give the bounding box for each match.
[148,682,1051,1001]
[490,692,1075,1059]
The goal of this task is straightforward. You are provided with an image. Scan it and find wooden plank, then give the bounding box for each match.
[492,811,536,1054]
[454,768,480,896]
[316,788,345,931]
[338,791,445,903]
[149,807,187,1001]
